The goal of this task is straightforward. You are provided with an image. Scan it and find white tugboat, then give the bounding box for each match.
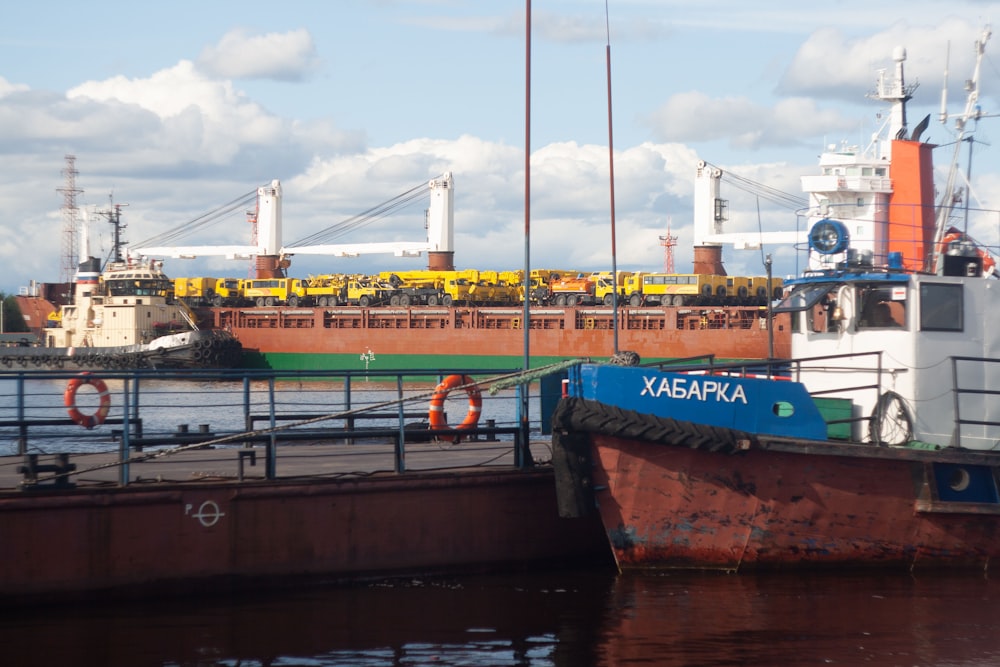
[3,206,242,370]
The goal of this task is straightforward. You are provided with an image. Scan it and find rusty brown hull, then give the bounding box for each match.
[582,432,1000,570]
[0,468,608,602]
[206,306,789,369]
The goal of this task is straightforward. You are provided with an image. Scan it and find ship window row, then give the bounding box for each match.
[786,281,963,333]
[821,166,888,177]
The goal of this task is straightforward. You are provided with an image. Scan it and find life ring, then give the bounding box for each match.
[64,373,111,429]
[428,374,482,437]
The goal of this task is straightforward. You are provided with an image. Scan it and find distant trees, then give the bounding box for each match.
[0,293,29,333]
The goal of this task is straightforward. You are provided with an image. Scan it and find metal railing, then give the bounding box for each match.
[0,367,535,488]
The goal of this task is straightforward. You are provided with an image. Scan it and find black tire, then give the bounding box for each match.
[359,295,371,308]
[566,294,578,306]
[255,297,265,307]
[551,397,752,454]
[265,297,275,307]
[329,295,339,307]
[629,294,642,307]
[555,294,567,306]
[428,294,440,306]
[442,294,453,306]
[399,294,411,306]
[603,294,614,306]
[288,295,299,307]
[212,294,223,307]
[390,295,400,306]
[318,296,329,307]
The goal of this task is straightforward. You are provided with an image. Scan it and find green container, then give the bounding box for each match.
[813,397,853,440]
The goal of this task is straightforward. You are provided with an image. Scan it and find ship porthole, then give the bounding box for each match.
[948,468,971,492]
[773,401,794,418]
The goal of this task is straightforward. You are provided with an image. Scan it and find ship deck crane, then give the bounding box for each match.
[132,173,456,277]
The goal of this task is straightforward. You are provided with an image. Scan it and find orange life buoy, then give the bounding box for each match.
[64,373,111,429]
[428,374,482,437]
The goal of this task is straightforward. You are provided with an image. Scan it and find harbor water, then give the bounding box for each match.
[4,373,1000,665]
[4,569,1000,666]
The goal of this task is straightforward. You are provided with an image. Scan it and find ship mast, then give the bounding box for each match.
[932,26,992,274]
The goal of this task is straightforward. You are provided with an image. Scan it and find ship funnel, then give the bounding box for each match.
[426,172,455,271]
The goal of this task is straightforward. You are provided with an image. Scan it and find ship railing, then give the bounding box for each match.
[0,367,540,491]
[949,356,1000,449]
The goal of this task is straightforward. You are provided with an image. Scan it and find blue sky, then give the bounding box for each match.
[2,1,1000,292]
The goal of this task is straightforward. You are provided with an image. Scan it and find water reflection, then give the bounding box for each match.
[3,570,1000,666]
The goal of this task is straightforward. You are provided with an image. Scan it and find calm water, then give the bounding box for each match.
[4,569,1000,666]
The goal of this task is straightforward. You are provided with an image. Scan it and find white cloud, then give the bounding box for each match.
[644,91,852,150]
[0,76,29,98]
[197,28,320,81]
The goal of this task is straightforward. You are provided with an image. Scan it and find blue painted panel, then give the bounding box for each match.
[933,464,1000,503]
[567,364,829,441]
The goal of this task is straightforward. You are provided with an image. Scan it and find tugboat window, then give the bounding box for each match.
[920,283,963,331]
[858,286,906,329]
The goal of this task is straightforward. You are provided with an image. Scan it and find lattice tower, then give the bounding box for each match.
[246,198,259,278]
[658,221,678,273]
[57,155,83,283]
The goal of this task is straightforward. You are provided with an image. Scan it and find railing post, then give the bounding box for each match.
[266,377,277,479]
[395,374,406,473]
[16,374,25,455]
[951,356,961,448]
[120,377,131,486]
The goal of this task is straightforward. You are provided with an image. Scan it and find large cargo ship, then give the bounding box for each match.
[15,169,792,371]
[202,303,784,371]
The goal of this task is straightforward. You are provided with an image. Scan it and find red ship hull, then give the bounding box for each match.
[204,305,790,370]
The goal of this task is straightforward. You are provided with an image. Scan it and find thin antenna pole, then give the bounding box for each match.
[605,0,619,354]
[519,0,532,465]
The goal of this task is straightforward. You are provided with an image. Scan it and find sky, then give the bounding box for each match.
[2,1,1000,293]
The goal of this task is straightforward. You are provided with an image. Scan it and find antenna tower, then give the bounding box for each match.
[659,220,678,273]
[57,155,83,283]
[246,199,259,278]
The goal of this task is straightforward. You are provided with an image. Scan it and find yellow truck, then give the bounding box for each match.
[243,278,308,307]
[173,277,217,306]
[624,273,727,307]
[210,278,244,307]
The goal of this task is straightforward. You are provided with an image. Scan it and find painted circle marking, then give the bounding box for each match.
[192,500,224,527]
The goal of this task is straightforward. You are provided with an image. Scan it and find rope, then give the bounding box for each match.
[487,359,587,394]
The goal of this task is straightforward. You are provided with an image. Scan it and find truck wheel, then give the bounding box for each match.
[318,296,328,307]
[360,295,371,308]
[555,294,567,306]
[566,294,578,306]
[288,295,299,307]
[629,294,642,307]
[265,297,276,307]
[212,294,223,307]
[442,294,453,307]
[256,297,265,307]
[603,294,614,306]
[390,295,400,306]
[428,294,439,306]
[329,295,339,307]
[399,294,411,306]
